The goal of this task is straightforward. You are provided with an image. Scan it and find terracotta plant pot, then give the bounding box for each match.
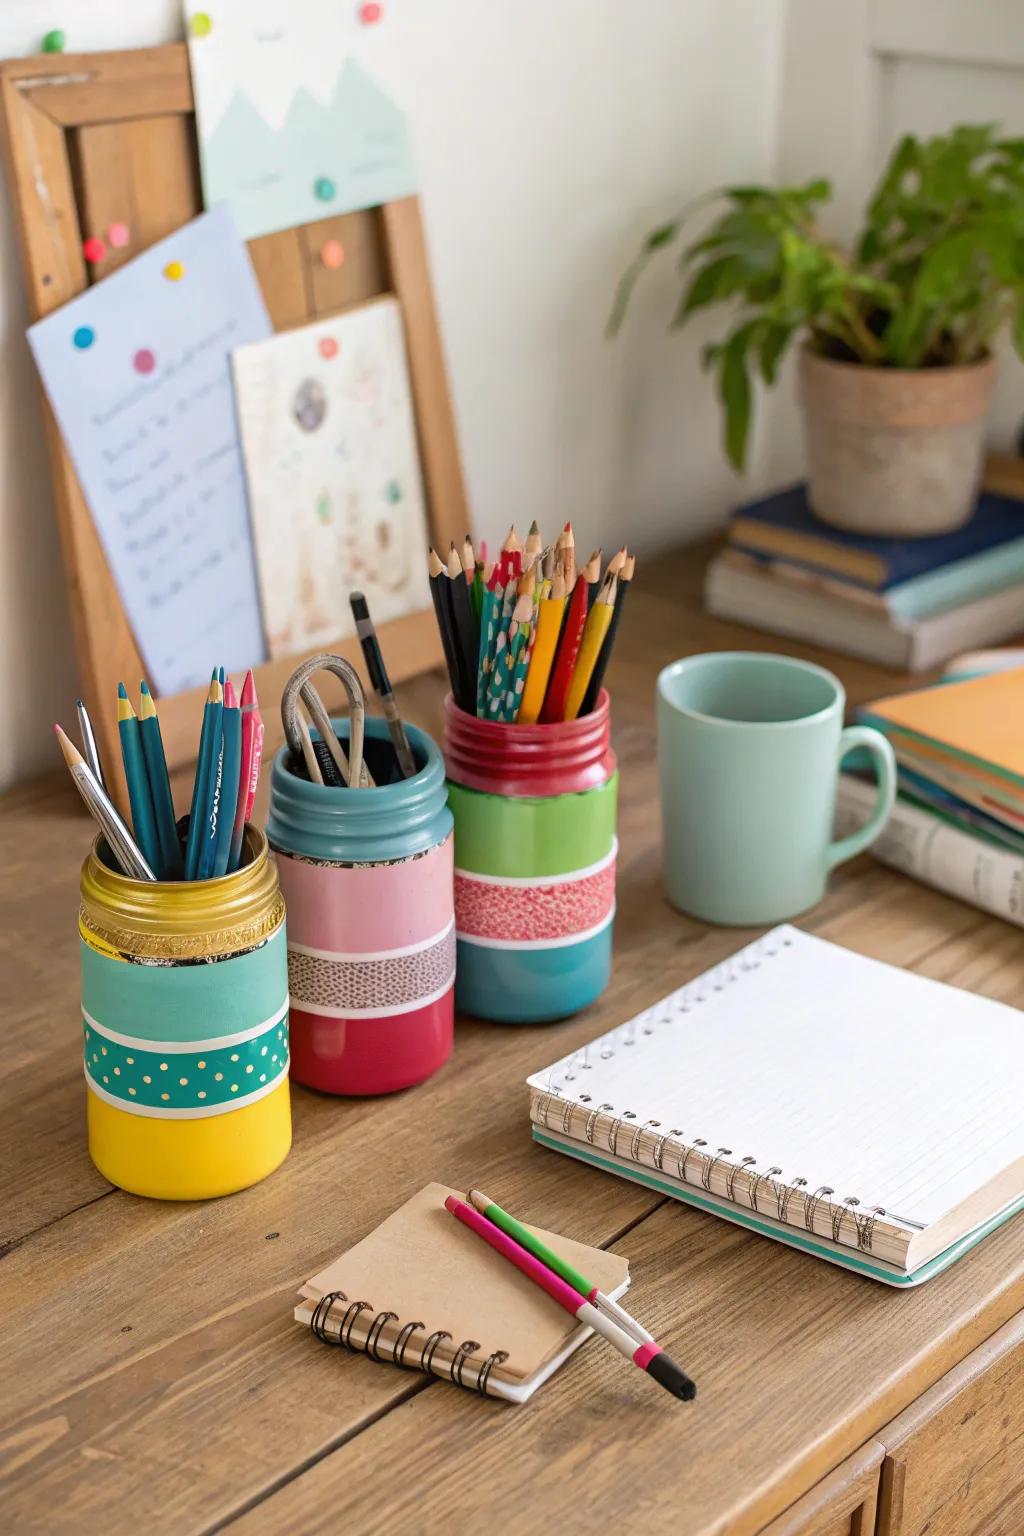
[798,349,997,537]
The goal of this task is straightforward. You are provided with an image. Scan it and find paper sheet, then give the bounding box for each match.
[232,298,433,657]
[28,207,270,693]
[184,0,417,240]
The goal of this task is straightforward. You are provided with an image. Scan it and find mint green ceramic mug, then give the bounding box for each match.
[656,652,896,925]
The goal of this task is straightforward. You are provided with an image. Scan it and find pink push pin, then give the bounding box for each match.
[318,337,339,360]
[108,222,130,249]
[360,2,383,23]
[321,239,345,271]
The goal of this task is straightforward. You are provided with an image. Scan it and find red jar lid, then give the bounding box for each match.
[443,689,616,797]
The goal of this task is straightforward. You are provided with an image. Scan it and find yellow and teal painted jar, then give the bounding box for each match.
[80,827,291,1200]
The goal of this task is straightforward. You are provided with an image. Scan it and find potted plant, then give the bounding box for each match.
[610,124,1024,537]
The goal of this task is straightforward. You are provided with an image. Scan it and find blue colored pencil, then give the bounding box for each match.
[185,671,223,879]
[138,681,183,879]
[213,678,242,877]
[116,683,161,876]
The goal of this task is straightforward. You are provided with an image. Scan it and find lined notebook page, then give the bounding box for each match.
[528,927,1024,1229]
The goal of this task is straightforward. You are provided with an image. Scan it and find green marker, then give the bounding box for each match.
[117,683,161,878]
[467,1188,653,1346]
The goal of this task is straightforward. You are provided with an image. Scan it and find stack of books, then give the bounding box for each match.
[706,471,1024,670]
[836,664,1024,931]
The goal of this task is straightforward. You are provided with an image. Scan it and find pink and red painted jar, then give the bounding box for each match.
[267,718,454,1095]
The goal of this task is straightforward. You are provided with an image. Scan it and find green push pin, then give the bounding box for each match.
[42,29,66,54]
[314,176,336,202]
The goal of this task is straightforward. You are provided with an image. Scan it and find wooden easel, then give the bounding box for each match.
[0,43,467,791]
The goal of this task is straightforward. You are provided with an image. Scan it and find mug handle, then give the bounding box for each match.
[825,725,897,871]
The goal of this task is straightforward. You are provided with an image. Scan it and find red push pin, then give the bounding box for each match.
[82,236,106,264]
[359,2,383,23]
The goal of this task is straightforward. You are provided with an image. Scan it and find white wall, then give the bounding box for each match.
[0,0,785,789]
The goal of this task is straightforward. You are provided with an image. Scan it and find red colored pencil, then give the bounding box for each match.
[540,573,588,722]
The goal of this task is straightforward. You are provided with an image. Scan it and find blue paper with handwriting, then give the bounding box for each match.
[28,207,270,694]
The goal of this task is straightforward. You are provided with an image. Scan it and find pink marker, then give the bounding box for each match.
[227,670,264,872]
[443,1195,695,1400]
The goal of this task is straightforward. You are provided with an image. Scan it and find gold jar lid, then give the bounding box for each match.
[80,826,285,961]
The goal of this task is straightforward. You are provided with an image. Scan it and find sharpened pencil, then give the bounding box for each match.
[56,724,155,880]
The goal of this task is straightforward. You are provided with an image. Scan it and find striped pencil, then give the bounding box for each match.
[476,565,500,717]
[501,576,536,722]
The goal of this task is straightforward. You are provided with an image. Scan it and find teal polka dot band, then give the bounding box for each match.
[83,1006,289,1118]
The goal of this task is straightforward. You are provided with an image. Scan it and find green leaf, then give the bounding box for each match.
[1013,291,1024,360]
[672,254,752,326]
[718,321,761,471]
[645,221,679,252]
[759,323,794,383]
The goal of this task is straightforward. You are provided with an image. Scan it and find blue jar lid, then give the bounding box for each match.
[266,717,452,864]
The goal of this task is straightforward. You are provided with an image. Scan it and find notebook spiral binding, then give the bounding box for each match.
[309,1291,511,1395]
[532,930,893,1256]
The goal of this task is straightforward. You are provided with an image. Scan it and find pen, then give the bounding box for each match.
[350,590,417,778]
[444,1194,695,1400]
[55,724,155,881]
[76,699,107,793]
[467,1188,653,1345]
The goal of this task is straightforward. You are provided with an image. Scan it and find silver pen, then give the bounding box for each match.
[55,724,155,880]
[76,698,108,793]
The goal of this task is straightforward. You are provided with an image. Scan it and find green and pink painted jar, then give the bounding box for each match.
[444,691,617,1023]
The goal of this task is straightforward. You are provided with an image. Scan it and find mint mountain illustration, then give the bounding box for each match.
[200,59,418,241]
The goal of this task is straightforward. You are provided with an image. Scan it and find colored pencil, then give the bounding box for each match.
[583,548,603,609]
[185,671,223,879]
[564,571,617,720]
[524,518,542,567]
[212,678,241,877]
[76,699,107,793]
[428,547,462,703]
[501,580,535,722]
[540,572,588,722]
[500,525,523,580]
[461,535,475,583]
[580,552,634,715]
[196,723,225,881]
[350,590,418,779]
[467,1188,653,1345]
[55,724,155,881]
[444,1194,695,1401]
[559,521,576,592]
[447,542,480,710]
[138,681,183,879]
[517,570,566,724]
[228,669,263,872]
[476,568,500,717]
[117,682,161,876]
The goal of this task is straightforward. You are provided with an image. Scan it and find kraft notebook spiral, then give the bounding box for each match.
[528,927,1024,1286]
[295,1183,630,1401]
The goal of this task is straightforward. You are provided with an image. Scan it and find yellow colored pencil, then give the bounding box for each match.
[563,572,617,720]
[517,570,566,724]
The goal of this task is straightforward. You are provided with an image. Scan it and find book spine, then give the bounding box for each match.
[835,775,1024,929]
[308,1292,510,1396]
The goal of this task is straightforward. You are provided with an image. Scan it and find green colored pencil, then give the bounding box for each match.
[185,670,223,879]
[117,683,161,876]
[138,681,183,879]
[468,1187,654,1345]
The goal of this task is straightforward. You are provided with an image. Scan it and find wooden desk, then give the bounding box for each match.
[3,545,1024,1536]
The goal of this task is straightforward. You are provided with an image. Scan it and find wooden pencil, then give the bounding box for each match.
[446,542,480,712]
[580,552,635,715]
[564,571,617,720]
[517,569,566,724]
[540,572,588,722]
[428,547,462,702]
[583,548,602,609]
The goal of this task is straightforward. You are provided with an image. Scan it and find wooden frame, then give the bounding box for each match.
[0,43,466,789]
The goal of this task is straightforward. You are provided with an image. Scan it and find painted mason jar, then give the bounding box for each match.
[444,690,617,1023]
[267,717,455,1095]
[80,827,291,1200]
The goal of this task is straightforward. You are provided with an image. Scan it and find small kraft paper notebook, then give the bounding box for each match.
[295,1183,630,1401]
[528,927,1024,1286]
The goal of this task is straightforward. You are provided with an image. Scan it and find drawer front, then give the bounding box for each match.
[877,1311,1024,1536]
[761,1443,882,1536]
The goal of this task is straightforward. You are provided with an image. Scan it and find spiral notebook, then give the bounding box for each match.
[295,1183,630,1402]
[528,926,1024,1286]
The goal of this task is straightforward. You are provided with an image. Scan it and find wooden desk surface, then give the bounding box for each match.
[3,544,1024,1536]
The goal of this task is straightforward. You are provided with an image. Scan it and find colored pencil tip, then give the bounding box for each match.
[55,722,83,767]
[223,677,239,709]
[117,681,128,699]
[218,666,225,684]
[140,679,151,696]
[241,668,257,709]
